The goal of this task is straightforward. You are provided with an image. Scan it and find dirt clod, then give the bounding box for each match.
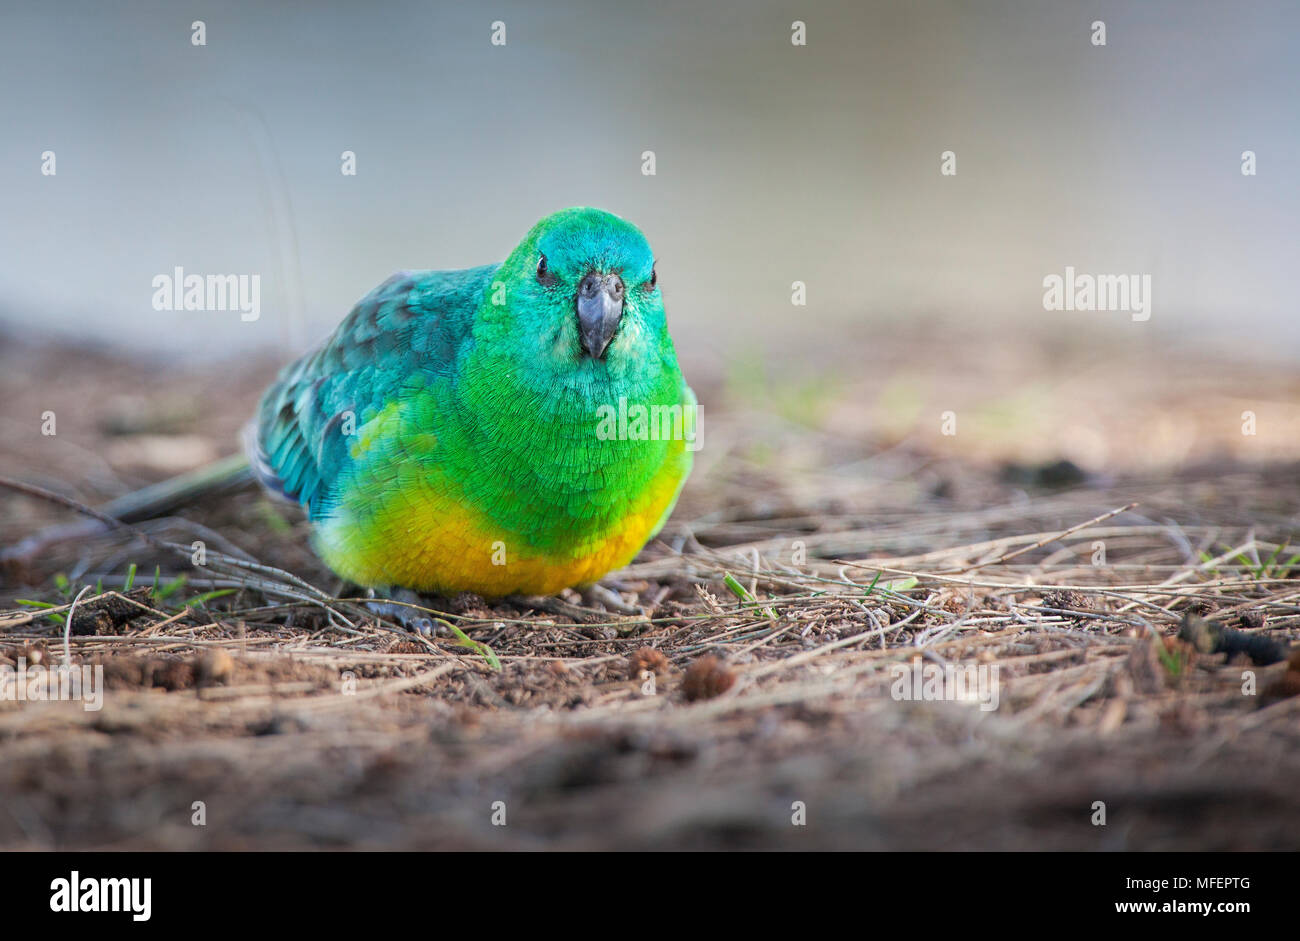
[683,655,736,701]
[628,646,669,678]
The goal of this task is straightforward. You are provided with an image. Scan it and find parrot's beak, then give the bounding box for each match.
[576,271,624,359]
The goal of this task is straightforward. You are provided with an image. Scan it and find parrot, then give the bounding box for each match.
[244,207,696,599]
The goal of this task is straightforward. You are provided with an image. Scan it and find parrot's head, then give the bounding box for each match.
[485,208,674,387]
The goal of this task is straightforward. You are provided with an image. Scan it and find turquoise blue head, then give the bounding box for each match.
[481,208,674,386]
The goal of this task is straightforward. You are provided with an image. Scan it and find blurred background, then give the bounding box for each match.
[2,0,1298,372]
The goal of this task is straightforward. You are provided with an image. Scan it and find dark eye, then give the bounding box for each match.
[536,253,549,282]
[647,266,658,290]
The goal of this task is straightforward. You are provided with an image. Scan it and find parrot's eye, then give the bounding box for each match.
[647,266,658,290]
[536,253,551,283]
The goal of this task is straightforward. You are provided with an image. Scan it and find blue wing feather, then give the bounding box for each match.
[248,264,495,517]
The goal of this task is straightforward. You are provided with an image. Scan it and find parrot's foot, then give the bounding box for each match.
[579,583,644,616]
[363,587,444,636]
[510,582,644,622]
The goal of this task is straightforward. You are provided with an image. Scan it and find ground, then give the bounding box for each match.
[1,326,1299,850]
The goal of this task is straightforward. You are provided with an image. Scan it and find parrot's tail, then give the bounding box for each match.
[98,453,255,523]
[1,453,255,565]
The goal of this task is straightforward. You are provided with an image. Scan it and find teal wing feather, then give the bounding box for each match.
[249,264,496,519]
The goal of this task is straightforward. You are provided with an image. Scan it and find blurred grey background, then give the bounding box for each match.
[1,0,1297,369]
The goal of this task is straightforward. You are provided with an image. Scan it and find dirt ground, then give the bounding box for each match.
[2,326,1299,850]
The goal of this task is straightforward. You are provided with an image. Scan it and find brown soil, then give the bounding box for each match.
[2,328,1299,850]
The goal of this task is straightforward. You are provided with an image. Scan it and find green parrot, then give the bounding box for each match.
[247,207,696,598]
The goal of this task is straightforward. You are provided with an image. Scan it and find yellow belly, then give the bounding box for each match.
[313,455,687,596]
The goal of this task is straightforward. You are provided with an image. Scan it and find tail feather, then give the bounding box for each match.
[98,453,254,523]
[1,453,255,564]
[241,417,297,505]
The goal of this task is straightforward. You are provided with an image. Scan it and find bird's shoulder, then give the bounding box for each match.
[323,264,497,372]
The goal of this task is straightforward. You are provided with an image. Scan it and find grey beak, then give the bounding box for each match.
[576,271,624,359]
